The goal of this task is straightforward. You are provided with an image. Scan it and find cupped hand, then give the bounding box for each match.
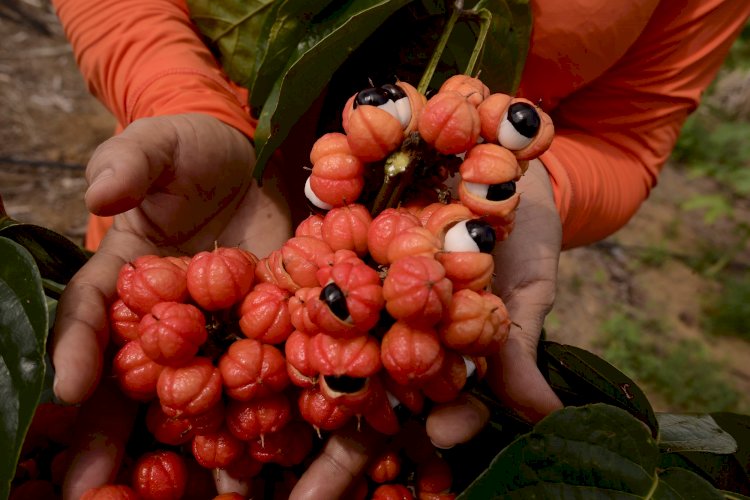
[52,113,293,498]
[426,158,564,449]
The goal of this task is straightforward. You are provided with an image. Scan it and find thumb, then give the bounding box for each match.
[85,117,175,216]
[488,288,563,423]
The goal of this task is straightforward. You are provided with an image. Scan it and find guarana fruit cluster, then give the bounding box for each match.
[77,74,554,499]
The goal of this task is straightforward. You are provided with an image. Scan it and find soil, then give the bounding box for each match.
[2,1,749,414]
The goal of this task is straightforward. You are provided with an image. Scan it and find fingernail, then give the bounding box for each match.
[430,439,455,450]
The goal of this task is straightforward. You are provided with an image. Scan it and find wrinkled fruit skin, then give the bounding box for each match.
[219,338,290,401]
[381,322,444,387]
[157,357,223,417]
[186,247,257,311]
[383,255,453,326]
[117,255,189,316]
[418,90,480,155]
[132,450,188,500]
[138,301,207,366]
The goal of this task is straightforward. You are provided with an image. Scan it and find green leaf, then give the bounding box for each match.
[187,0,277,88]
[458,404,661,499]
[657,413,737,454]
[655,468,725,499]
[538,341,659,438]
[247,0,337,111]
[0,220,90,285]
[0,237,48,499]
[252,0,415,178]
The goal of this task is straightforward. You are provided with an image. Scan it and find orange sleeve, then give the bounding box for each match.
[536,0,750,248]
[52,0,256,139]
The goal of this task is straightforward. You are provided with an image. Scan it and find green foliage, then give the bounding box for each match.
[601,312,741,414]
[702,271,750,342]
[186,0,533,178]
[458,404,725,499]
[672,116,750,200]
[723,22,750,71]
[0,238,49,500]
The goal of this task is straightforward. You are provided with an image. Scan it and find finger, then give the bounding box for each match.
[289,426,380,500]
[425,393,490,449]
[85,117,175,216]
[489,287,563,422]
[51,230,153,403]
[62,381,138,500]
[213,468,251,497]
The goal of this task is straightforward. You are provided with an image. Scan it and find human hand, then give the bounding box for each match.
[426,158,564,450]
[51,113,293,498]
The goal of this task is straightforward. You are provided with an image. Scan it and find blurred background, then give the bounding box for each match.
[1,0,749,415]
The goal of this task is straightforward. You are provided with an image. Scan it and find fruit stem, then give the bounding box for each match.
[417,1,463,95]
[464,8,492,77]
[369,133,423,217]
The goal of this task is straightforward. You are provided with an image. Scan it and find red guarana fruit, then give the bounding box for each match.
[238,283,293,344]
[382,255,453,327]
[191,428,245,469]
[131,450,188,500]
[438,74,490,107]
[225,392,292,441]
[186,246,257,311]
[80,484,140,500]
[157,357,222,417]
[248,420,313,467]
[112,340,164,402]
[367,448,402,484]
[321,204,372,256]
[297,385,355,432]
[372,484,415,500]
[418,90,481,155]
[145,400,194,446]
[116,255,189,316]
[367,208,422,265]
[137,301,207,366]
[439,289,511,356]
[380,322,444,387]
[109,298,141,347]
[219,339,289,401]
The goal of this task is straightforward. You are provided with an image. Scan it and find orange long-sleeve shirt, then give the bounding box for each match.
[53,0,750,250]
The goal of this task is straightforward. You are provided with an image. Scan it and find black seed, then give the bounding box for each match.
[354,87,389,108]
[381,83,407,101]
[507,102,540,138]
[465,220,496,253]
[320,282,350,321]
[323,375,367,394]
[486,181,516,201]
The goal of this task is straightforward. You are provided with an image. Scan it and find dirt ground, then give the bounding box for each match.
[2,1,749,414]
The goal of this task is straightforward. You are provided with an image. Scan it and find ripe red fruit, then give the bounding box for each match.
[157,357,222,417]
[223,453,263,481]
[112,340,164,401]
[80,484,139,500]
[439,74,490,107]
[248,420,313,467]
[145,400,194,446]
[192,429,245,469]
[186,246,257,311]
[116,255,189,316]
[439,289,510,355]
[321,204,372,256]
[219,339,290,401]
[309,143,365,207]
[308,258,384,337]
[109,299,141,347]
[226,393,292,441]
[382,255,453,326]
[138,301,207,366]
[238,283,293,344]
[367,208,422,265]
[367,448,402,484]
[284,329,317,388]
[372,483,414,500]
[386,226,442,263]
[298,385,355,432]
[308,333,382,379]
[380,322,444,387]
[295,213,325,240]
[186,401,226,435]
[132,450,188,500]
[435,251,494,292]
[288,287,322,335]
[421,350,468,403]
[418,90,481,154]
